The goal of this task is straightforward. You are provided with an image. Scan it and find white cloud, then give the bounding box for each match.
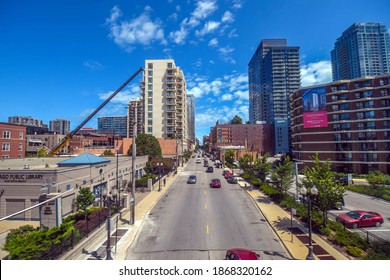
[83,60,104,71]
[98,84,141,105]
[196,21,221,37]
[218,46,236,64]
[169,26,188,45]
[232,0,243,9]
[301,60,332,87]
[208,38,218,47]
[222,11,234,23]
[192,0,218,20]
[221,93,233,100]
[106,6,166,51]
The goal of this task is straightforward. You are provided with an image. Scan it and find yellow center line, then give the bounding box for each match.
[206,224,209,234]
[204,204,207,210]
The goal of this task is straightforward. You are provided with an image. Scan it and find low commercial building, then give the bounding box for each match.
[0,153,148,224]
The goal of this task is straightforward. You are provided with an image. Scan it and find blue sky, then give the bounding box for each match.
[1,0,389,141]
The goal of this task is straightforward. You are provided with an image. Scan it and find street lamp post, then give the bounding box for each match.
[157,162,163,191]
[102,187,118,260]
[299,185,318,260]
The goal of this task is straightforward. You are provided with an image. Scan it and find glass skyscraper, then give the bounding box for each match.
[248,39,301,155]
[97,116,127,136]
[331,22,390,81]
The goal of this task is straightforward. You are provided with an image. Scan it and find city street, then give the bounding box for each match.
[126,157,291,260]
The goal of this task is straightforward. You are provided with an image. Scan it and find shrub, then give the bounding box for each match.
[347,246,366,258]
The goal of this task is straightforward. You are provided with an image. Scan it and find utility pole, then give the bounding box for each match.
[131,106,137,225]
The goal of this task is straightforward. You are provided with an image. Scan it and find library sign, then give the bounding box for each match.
[0,173,45,184]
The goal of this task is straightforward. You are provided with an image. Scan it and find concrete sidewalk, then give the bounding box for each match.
[243,186,349,260]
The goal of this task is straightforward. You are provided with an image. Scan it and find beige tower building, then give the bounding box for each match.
[140,59,188,153]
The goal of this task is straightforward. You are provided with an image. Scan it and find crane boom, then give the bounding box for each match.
[47,67,144,157]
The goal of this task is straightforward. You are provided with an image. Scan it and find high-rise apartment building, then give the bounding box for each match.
[127,99,144,138]
[50,118,70,135]
[187,94,196,143]
[8,116,49,134]
[248,39,301,155]
[140,59,188,151]
[331,22,390,81]
[97,116,127,136]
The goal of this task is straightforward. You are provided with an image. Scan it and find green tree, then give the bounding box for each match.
[270,156,295,196]
[76,187,95,220]
[238,153,253,173]
[302,154,346,227]
[230,115,243,124]
[224,149,235,165]
[253,153,271,183]
[102,149,114,156]
[38,148,47,157]
[367,170,387,189]
[128,133,162,161]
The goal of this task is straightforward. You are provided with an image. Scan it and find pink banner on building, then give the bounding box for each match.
[303,111,328,128]
[302,86,328,128]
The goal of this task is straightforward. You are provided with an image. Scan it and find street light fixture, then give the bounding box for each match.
[102,187,118,260]
[299,184,318,260]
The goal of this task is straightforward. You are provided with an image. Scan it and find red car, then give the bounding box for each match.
[336,210,384,229]
[224,172,233,179]
[210,178,221,188]
[226,248,260,260]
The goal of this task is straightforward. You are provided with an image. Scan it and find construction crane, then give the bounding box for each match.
[47,67,144,157]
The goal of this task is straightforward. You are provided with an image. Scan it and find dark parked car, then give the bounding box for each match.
[334,176,353,186]
[227,176,237,184]
[187,175,197,184]
[226,248,260,260]
[206,166,214,173]
[336,210,384,229]
[210,178,221,188]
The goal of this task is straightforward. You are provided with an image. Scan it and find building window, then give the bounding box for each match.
[3,131,10,139]
[148,77,153,83]
[148,63,153,69]
[19,143,23,151]
[167,62,173,68]
[148,98,153,104]
[148,105,153,111]
[2,143,10,151]
[148,120,153,125]
[148,113,153,118]
[339,103,349,110]
[148,91,153,97]
[147,127,153,133]
[148,70,153,76]
[19,132,24,139]
[148,85,153,90]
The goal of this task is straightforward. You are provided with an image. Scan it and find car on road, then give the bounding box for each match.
[187,175,197,184]
[227,176,237,184]
[196,158,202,164]
[225,248,260,260]
[224,172,233,179]
[206,166,214,173]
[210,178,221,188]
[336,210,384,229]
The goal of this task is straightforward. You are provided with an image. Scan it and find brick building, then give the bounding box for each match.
[291,74,390,174]
[209,122,274,161]
[0,122,26,159]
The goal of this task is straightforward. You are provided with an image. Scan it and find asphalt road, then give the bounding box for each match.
[126,158,291,260]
